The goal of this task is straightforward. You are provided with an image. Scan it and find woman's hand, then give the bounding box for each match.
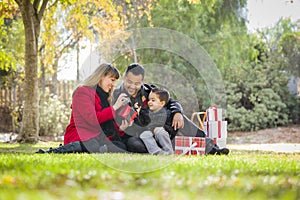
[113,93,129,110]
[119,119,133,131]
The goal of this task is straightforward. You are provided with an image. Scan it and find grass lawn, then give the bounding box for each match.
[0,142,299,200]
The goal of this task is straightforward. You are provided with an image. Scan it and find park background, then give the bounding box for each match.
[1,0,300,142]
[1,1,300,200]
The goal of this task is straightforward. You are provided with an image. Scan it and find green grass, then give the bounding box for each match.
[0,142,299,200]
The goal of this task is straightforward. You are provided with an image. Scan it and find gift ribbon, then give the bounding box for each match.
[205,121,222,138]
[181,142,198,155]
[206,105,219,121]
[218,121,221,138]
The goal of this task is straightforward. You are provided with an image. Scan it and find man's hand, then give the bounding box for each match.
[172,113,184,130]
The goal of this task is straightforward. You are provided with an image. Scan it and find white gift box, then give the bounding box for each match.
[206,106,222,121]
[204,121,227,148]
[204,106,227,148]
[204,121,227,138]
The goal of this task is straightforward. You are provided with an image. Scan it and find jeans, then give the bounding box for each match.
[126,136,148,153]
[140,129,174,154]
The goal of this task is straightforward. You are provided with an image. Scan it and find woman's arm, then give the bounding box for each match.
[72,87,115,126]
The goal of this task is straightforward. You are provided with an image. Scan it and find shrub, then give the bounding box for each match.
[225,61,296,131]
[39,93,70,137]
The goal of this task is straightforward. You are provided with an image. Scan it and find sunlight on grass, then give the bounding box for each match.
[92,153,180,173]
[0,142,299,200]
[0,142,60,153]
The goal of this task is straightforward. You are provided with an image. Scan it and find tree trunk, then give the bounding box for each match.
[51,59,59,95]
[16,0,41,143]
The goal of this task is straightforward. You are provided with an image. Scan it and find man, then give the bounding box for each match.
[113,63,229,155]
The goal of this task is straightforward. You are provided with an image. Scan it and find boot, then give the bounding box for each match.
[205,138,215,154]
[36,142,83,154]
[205,138,229,155]
[207,144,230,155]
[35,145,62,154]
[35,149,46,153]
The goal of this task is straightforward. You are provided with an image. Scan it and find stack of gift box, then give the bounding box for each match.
[174,106,227,156]
[204,106,227,148]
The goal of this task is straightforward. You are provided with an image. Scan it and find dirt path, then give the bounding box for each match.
[228,124,300,144]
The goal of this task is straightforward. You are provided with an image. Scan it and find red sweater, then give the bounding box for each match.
[63,86,123,145]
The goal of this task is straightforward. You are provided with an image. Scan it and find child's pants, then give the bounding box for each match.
[140,129,174,155]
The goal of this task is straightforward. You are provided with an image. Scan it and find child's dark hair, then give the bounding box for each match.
[151,87,170,104]
[125,63,145,79]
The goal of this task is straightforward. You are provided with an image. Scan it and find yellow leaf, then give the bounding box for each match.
[187,0,200,4]
[2,175,17,185]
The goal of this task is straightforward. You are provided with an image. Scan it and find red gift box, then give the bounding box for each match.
[118,105,138,122]
[175,136,206,155]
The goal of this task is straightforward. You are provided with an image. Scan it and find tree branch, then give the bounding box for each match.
[37,0,49,21]
[33,0,41,11]
[47,0,59,11]
[56,33,73,49]
[56,32,83,59]
[14,0,22,6]
[39,43,45,53]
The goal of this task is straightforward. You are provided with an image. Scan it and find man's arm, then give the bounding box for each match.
[165,98,183,114]
[165,98,184,130]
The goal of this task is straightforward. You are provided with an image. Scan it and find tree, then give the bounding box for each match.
[40,0,129,85]
[0,0,23,85]
[277,20,300,77]
[117,0,249,114]
[4,0,141,142]
[225,19,300,131]
[11,0,50,143]
[100,0,155,65]
[225,60,291,131]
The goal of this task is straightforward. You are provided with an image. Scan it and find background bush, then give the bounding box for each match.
[39,91,70,137]
[225,60,298,131]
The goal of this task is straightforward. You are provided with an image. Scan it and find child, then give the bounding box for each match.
[137,87,174,155]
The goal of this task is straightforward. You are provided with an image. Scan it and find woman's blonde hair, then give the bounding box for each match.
[74,63,120,103]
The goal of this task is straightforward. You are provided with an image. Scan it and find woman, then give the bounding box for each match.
[37,63,130,153]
